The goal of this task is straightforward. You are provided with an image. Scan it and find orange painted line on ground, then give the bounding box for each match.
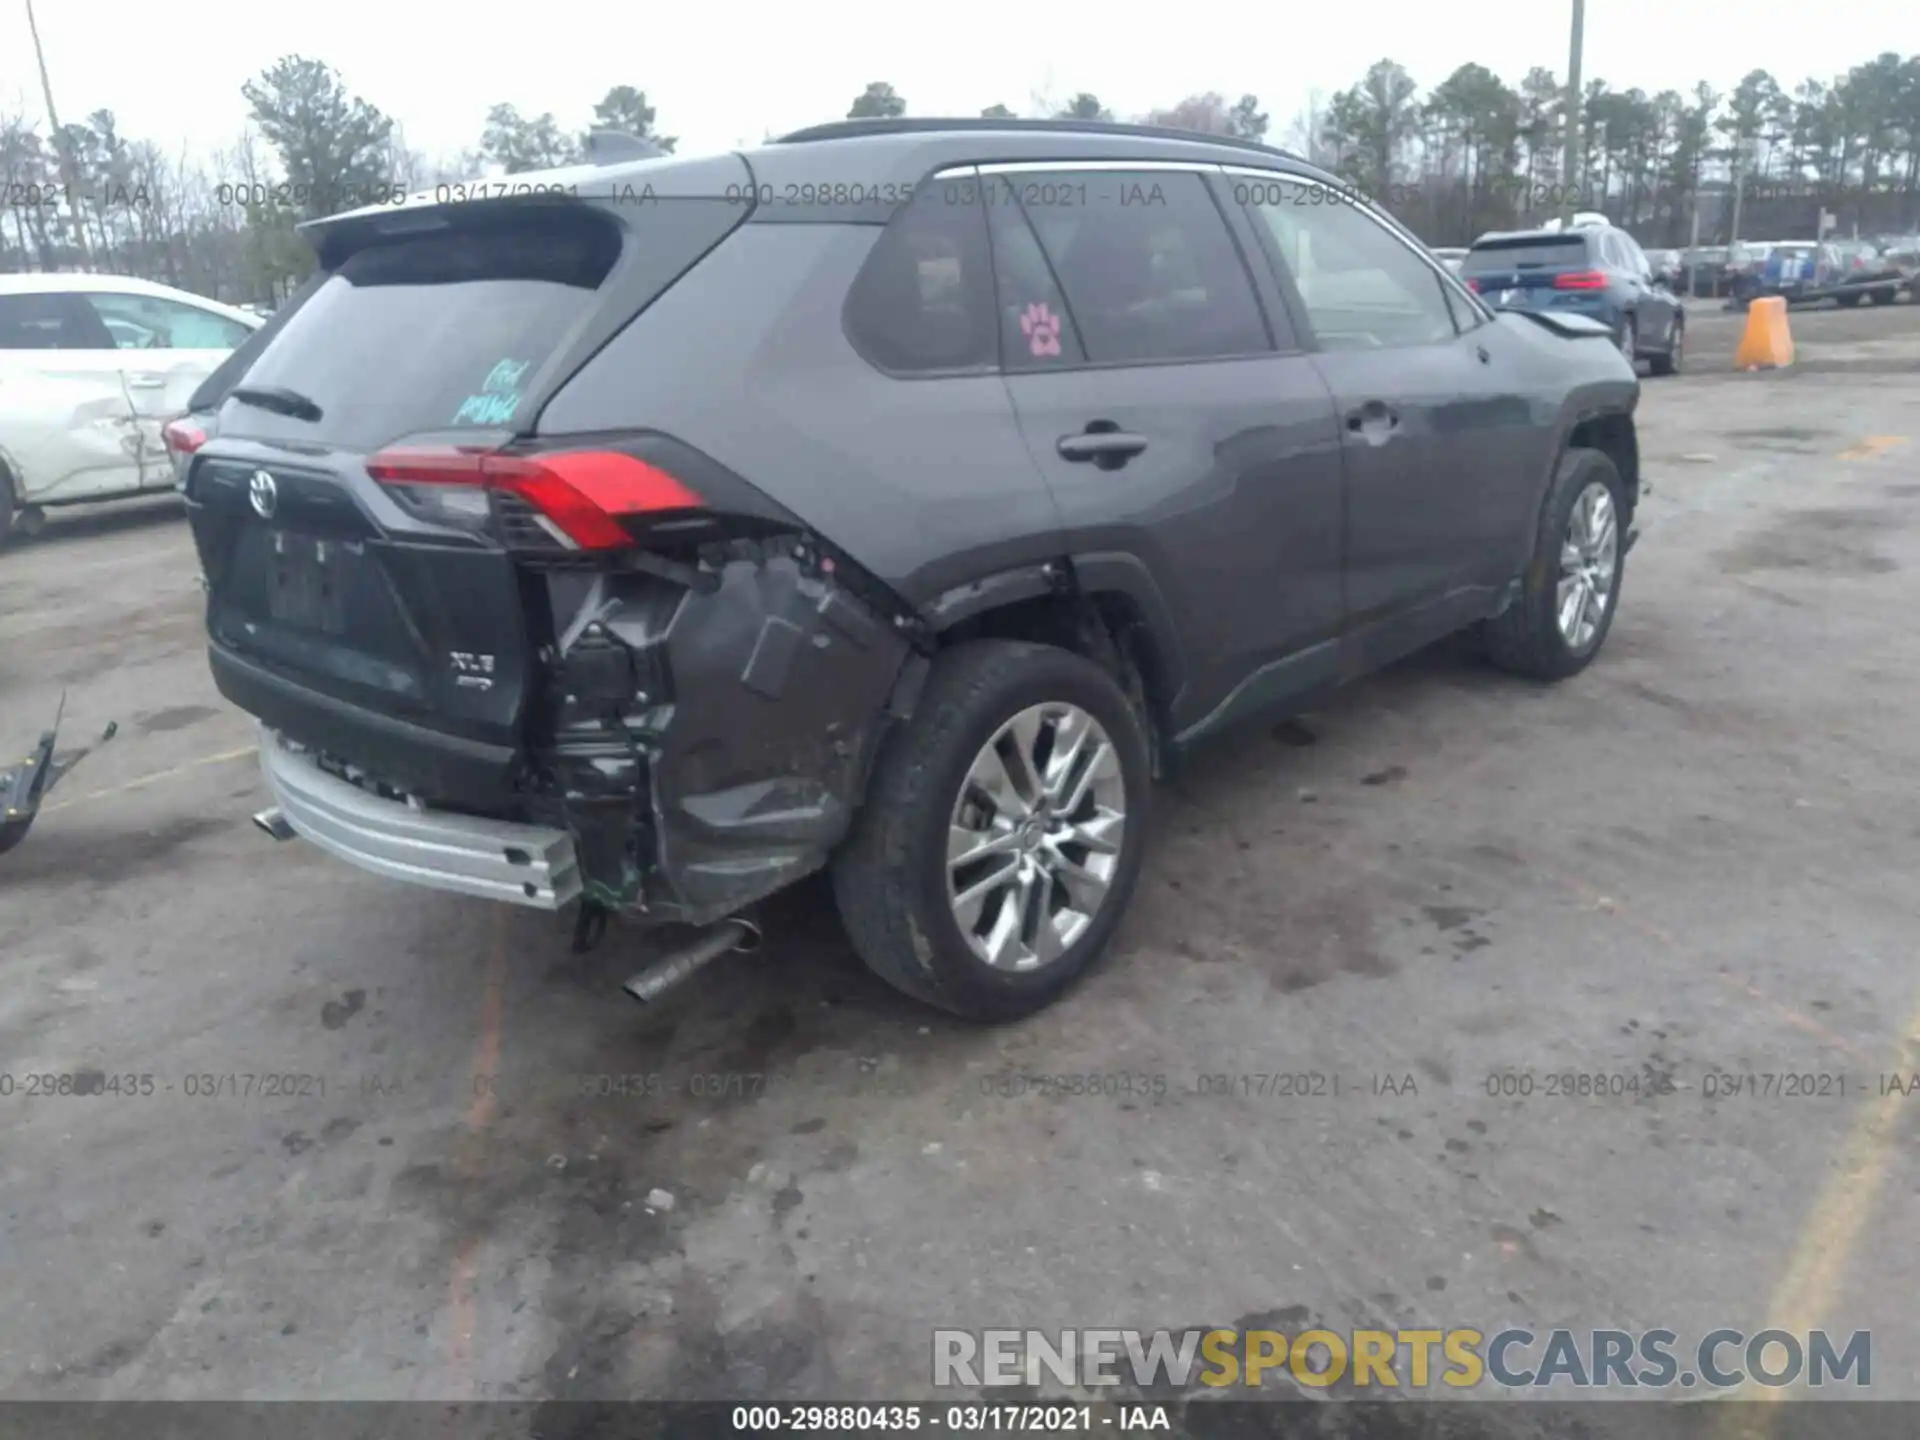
[1837,435,1908,461]
[1533,859,1865,1060]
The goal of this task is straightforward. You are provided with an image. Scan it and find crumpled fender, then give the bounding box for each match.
[0,704,118,857]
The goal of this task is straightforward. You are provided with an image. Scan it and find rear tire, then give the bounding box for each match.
[833,639,1152,1021]
[1480,448,1627,682]
[1647,317,1683,376]
[1837,291,1864,307]
[1616,314,1638,366]
[1869,287,1896,306]
[0,467,15,549]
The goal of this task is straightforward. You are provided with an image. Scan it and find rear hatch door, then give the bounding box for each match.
[1459,233,1595,309]
[185,166,751,795]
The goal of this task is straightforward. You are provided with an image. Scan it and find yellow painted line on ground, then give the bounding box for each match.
[39,744,256,815]
[1837,435,1908,461]
[1536,860,1914,1434]
[440,917,509,1400]
[1711,997,1920,1437]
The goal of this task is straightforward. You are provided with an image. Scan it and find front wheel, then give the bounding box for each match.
[1647,317,1683,376]
[1869,287,1896,306]
[833,639,1152,1021]
[1479,448,1628,681]
[1836,291,1864,307]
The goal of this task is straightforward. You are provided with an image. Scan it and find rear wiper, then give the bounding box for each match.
[228,385,324,422]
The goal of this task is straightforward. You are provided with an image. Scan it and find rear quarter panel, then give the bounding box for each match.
[537,221,1063,608]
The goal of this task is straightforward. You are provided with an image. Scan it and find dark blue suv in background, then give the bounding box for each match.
[1461,221,1685,376]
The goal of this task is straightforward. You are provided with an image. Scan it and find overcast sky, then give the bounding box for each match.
[5,0,1913,170]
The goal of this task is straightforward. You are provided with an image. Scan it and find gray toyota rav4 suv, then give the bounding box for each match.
[184,119,1641,1020]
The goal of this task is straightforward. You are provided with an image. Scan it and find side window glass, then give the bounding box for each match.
[982,176,1085,369]
[82,292,252,350]
[845,186,996,374]
[0,292,112,350]
[1245,181,1458,351]
[1011,170,1271,365]
[1438,278,1476,334]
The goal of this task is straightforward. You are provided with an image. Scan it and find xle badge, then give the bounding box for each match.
[450,652,496,690]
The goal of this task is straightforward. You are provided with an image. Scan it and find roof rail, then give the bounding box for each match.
[771,116,1308,164]
[584,129,665,165]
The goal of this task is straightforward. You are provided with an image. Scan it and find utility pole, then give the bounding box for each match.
[24,0,91,270]
[1562,0,1585,221]
[1728,135,1748,249]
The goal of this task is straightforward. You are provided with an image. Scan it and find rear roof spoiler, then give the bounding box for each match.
[584,129,665,164]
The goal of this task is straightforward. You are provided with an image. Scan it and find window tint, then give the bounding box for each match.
[1247,183,1458,350]
[82,292,254,351]
[227,210,624,448]
[983,177,1085,369]
[0,292,113,350]
[1462,236,1589,272]
[845,187,996,373]
[1013,170,1270,365]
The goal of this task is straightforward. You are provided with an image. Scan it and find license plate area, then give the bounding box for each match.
[266,531,350,634]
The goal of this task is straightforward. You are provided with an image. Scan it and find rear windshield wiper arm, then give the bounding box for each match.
[228,385,324,422]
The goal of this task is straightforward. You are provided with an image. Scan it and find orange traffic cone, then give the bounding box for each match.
[1734,296,1794,371]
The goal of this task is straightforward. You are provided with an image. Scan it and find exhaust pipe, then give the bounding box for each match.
[253,807,296,841]
[622,917,760,1005]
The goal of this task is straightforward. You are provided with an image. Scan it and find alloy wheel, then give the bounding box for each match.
[946,703,1127,971]
[1557,481,1618,652]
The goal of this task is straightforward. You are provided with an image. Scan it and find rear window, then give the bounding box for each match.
[224,210,624,449]
[1461,236,1589,272]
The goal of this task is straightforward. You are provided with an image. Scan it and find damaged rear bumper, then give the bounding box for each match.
[258,726,582,909]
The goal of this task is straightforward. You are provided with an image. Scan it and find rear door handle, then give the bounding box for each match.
[126,375,167,389]
[1057,431,1149,466]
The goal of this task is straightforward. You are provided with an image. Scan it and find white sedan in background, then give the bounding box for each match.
[0,272,262,544]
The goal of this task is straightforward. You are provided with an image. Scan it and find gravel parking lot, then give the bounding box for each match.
[3,300,1918,1411]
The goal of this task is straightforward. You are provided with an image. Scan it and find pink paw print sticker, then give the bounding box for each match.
[1020,302,1062,358]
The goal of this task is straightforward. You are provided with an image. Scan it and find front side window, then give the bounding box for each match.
[1246,181,1459,351]
[82,292,254,351]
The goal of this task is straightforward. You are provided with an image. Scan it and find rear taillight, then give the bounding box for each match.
[1553,270,1607,290]
[162,419,207,455]
[1464,278,1482,292]
[365,446,704,551]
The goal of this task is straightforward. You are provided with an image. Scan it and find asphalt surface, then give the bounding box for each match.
[3,299,1919,1410]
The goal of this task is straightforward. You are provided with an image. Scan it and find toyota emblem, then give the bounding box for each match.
[249,469,278,520]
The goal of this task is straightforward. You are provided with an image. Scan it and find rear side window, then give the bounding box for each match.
[1462,237,1590,273]
[983,177,1086,370]
[0,292,113,350]
[844,187,997,374]
[226,209,624,449]
[1014,171,1271,365]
